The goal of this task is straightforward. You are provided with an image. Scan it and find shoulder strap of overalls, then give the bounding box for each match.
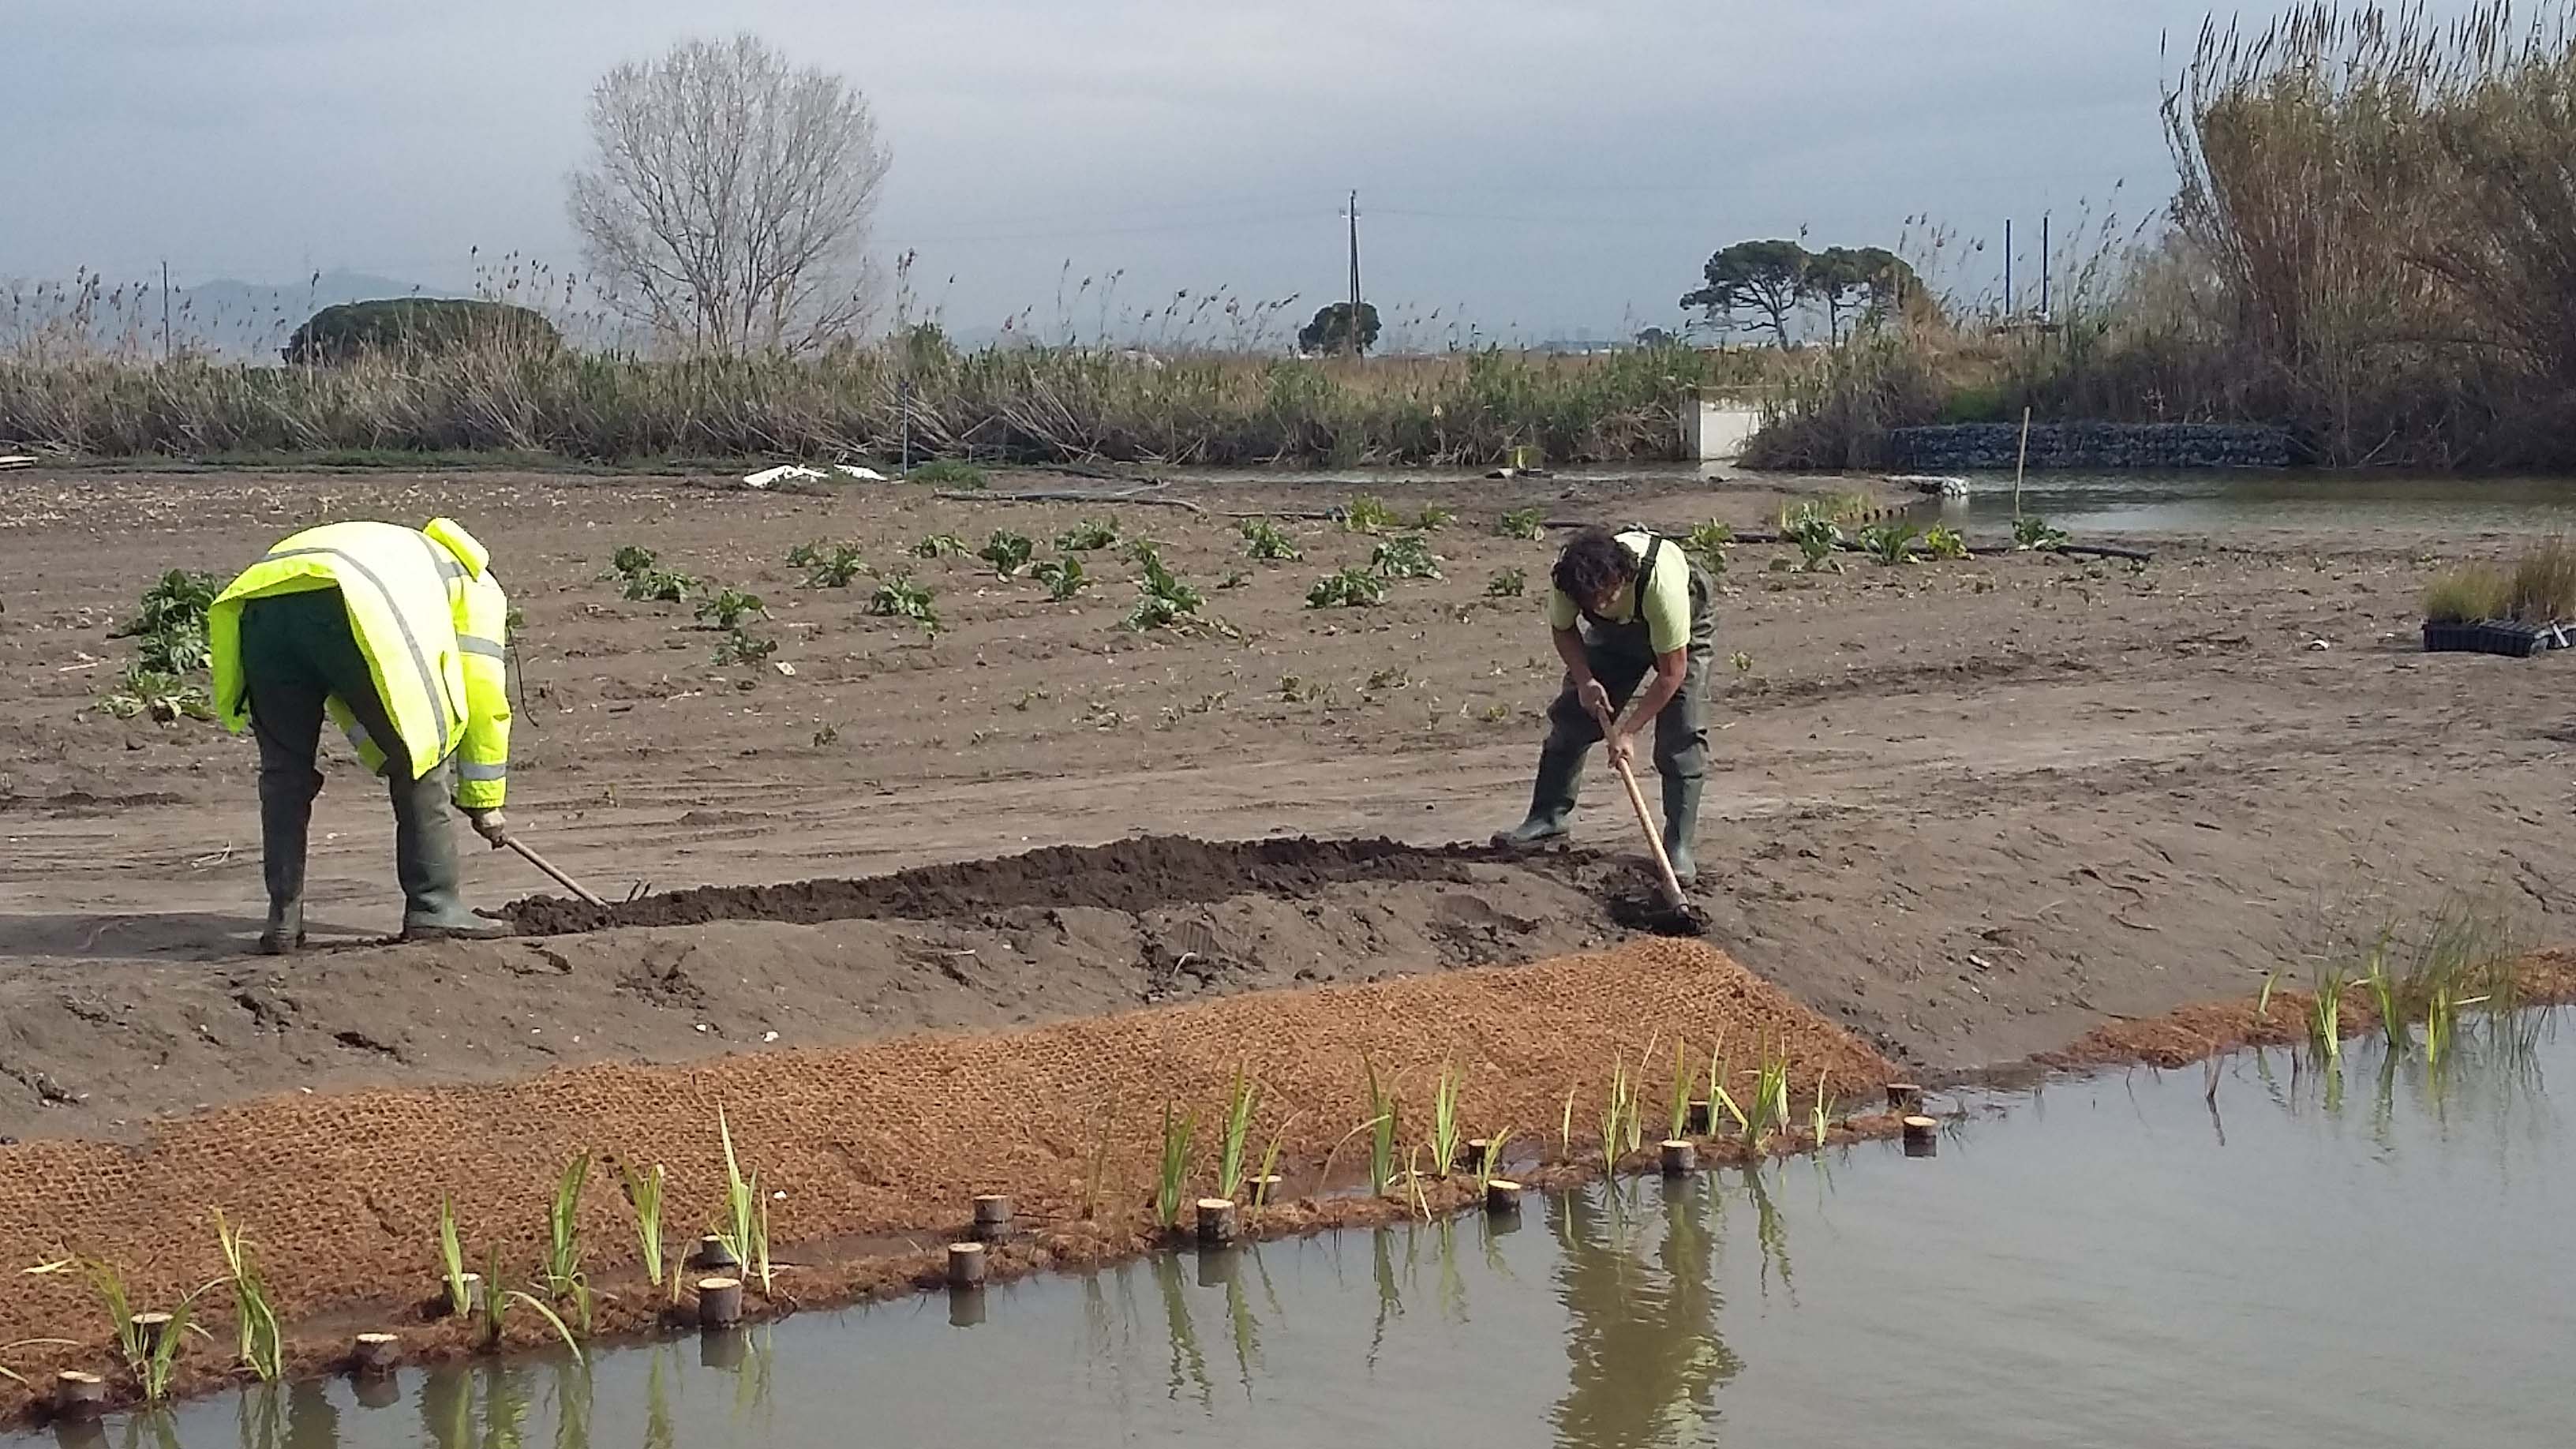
[1632,533,1665,620]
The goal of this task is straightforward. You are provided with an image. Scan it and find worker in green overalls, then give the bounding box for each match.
[1495,526,1717,882]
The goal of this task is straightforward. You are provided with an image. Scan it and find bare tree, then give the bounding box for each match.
[568,34,892,356]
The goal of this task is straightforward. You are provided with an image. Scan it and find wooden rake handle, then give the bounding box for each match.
[504,837,608,908]
[1608,752,1691,911]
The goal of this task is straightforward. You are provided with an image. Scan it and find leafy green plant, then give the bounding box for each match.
[1486,567,1528,598]
[1728,650,1754,675]
[1128,546,1206,631]
[1784,508,1844,571]
[695,589,766,630]
[909,459,988,489]
[2424,564,2510,623]
[1744,1038,1792,1150]
[712,629,777,666]
[1155,1101,1196,1230]
[607,545,658,578]
[1923,524,1970,560]
[715,1107,771,1294]
[2012,515,2070,551]
[1416,506,1455,530]
[1342,495,1399,533]
[1241,518,1301,561]
[1810,1072,1835,1147]
[2308,969,2345,1065]
[27,1257,204,1404]
[1364,1058,1399,1197]
[785,541,826,569]
[215,1211,281,1383]
[1058,519,1120,552]
[1498,507,1545,541]
[1306,567,1387,608]
[1371,534,1442,579]
[1598,1058,1634,1172]
[438,1195,473,1316]
[544,1152,591,1331]
[100,665,215,723]
[867,574,940,632]
[1668,1040,1694,1141]
[804,545,868,587]
[620,1162,669,1299]
[1683,521,1733,575]
[979,530,1035,578]
[911,533,968,560]
[1216,1065,1260,1202]
[623,568,700,603]
[1428,1061,1465,1178]
[1857,521,1922,566]
[115,568,220,642]
[1032,557,1090,600]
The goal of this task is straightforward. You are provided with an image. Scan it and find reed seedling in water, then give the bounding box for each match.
[1559,1086,1578,1158]
[1668,1040,1694,1141]
[438,1195,473,1316]
[1365,1058,1400,1196]
[1599,1058,1635,1172]
[1083,1098,1121,1221]
[26,1256,205,1403]
[481,1249,584,1365]
[1155,1101,1197,1230]
[1744,1036,1792,1150]
[2364,942,2409,1053]
[1428,1061,1464,1178]
[716,1108,772,1294]
[1810,1072,1836,1148]
[1251,1114,1296,1208]
[215,1211,281,1383]
[545,1151,592,1330]
[620,1162,669,1300]
[1217,1065,1259,1202]
[1707,1032,1746,1134]
[2309,969,2346,1065]
[1477,1130,1513,1191]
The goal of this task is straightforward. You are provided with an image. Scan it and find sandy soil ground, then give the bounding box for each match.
[4,463,2570,1140]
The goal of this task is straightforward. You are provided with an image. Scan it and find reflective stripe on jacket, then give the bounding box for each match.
[208,517,513,808]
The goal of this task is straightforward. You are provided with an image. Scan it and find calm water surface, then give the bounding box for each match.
[24,1023,2572,1449]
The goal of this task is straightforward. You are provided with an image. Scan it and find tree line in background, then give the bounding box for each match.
[1678,239,1925,348]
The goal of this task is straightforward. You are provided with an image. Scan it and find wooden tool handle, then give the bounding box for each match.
[506,838,608,908]
[1609,754,1691,909]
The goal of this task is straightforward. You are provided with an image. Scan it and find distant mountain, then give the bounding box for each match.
[15,269,452,358]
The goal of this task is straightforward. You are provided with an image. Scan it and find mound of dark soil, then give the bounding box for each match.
[504,834,1526,935]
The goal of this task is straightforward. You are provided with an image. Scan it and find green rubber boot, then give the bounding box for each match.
[392,767,511,942]
[1661,773,1703,887]
[1495,743,1586,849]
[257,786,309,954]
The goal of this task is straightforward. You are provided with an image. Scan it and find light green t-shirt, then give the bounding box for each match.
[1544,530,1690,653]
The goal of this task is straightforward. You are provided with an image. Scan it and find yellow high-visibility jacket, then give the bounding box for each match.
[208,518,512,809]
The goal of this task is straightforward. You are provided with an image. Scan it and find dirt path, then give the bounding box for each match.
[5,465,2570,1140]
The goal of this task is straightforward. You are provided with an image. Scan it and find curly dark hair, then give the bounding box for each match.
[1551,526,1635,606]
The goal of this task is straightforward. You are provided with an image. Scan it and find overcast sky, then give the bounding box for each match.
[10,1,2327,341]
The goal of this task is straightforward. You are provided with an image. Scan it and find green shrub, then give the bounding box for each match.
[1307,568,1386,608]
[911,459,989,488]
[1370,534,1441,579]
[282,298,560,365]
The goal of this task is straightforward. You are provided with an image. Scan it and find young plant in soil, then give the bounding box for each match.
[1128,545,1207,631]
[27,1256,205,1404]
[867,574,940,634]
[544,1151,593,1333]
[1251,1114,1295,1209]
[1498,507,1545,541]
[1155,1101,1197,1230]
[1784,509,1844,573]
[1428,1061,1464,1177]
[437,1196,473,1316]
[910,533,968,560]
[1599,1058,1637,1172]
[1364,1058,1400,1196]
[1810,1071,1836,1147]
[1858,521,1922,567]
[1370,534,1442,580]
[1923,524,1970,560]
[1058,519,1120,552]
[215,1210,282,1383]
[715,1108,773,1294]
[620,1161,671,1301]
[1668,1040,1694,1142]
[2012,515,2071,552]
[979,530,1035,578]
[695,589,766,631]
[1032,557,1090,601]
[2364,942,2409,1053]
[804,545,869,587]
[1240,518,1301,561]
[1416,506,1455,530]
[1486,567,1527,598]
[1342,495,1398,534]
[1306,567,1387,608]
[910,459,989,489]
[1559,1086,1578,1159]
[1706,1032,1744,1136]
[2308,969,2346,1065]
[711,628,777,667]
[1083,1099,1121,1222]
[1216,1065,1260,1203]
[1683,521,1733,575]
[1744,1037,1792,1150]
[481,1249,583,1363]
[1477,1130,1513,1191]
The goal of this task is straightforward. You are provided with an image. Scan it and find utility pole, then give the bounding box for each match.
[160,260,171,363]
[1344,189,1362,358]
[2039,212,2052,320]
[2002,218,2013,319]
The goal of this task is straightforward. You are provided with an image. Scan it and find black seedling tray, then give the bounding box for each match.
[2422,620,2572,657]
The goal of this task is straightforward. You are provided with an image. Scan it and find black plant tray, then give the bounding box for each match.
[2423,620,2572,657]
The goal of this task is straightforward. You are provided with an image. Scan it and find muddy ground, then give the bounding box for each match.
[3,463,2570,1140]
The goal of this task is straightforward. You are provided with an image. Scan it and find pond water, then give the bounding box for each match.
[1903,470,2576,538]
[25,1019,2573,1449]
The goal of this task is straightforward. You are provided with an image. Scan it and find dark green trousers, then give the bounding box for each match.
[238,588,415,909]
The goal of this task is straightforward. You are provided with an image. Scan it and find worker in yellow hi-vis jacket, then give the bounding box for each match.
[207,518,515,952]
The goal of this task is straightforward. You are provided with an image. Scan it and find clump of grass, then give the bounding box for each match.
[1127,545,1207,631]
[803,544,869,586]
[1857,521,1921,566]
[1486,566,1527,598]
[1416,506,1455,530]
[1216,1065,1259,1203]
[1923,523,1970,560]
[1742,1035,1791,1150]
[1498,507,1545,541]
[1370,534,1442,579]
[1058,519,1120,552]
[2012,515,2070,552]
[1428,1061,1465,1178]
[715,1107,772,1294]
[438,1195,473,1316]
[619,1162,670,1301]
[1241,518,1301,560]
[214,1211,281,1383]
[979,530,1035,578]
[2423,563,2510,623]
[1364,1058,1399,1196]
[867,573,939,632]
[1342,495,1399,533]
[911,533,968,560]
[910,459,988,489]
[543,1151,592,1332]
[2509,535,2576,622]
[695,588,766,630]
[1307,567,1387,608]
[2363,940,2408,1052]
[1155,1101,1196,1230]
